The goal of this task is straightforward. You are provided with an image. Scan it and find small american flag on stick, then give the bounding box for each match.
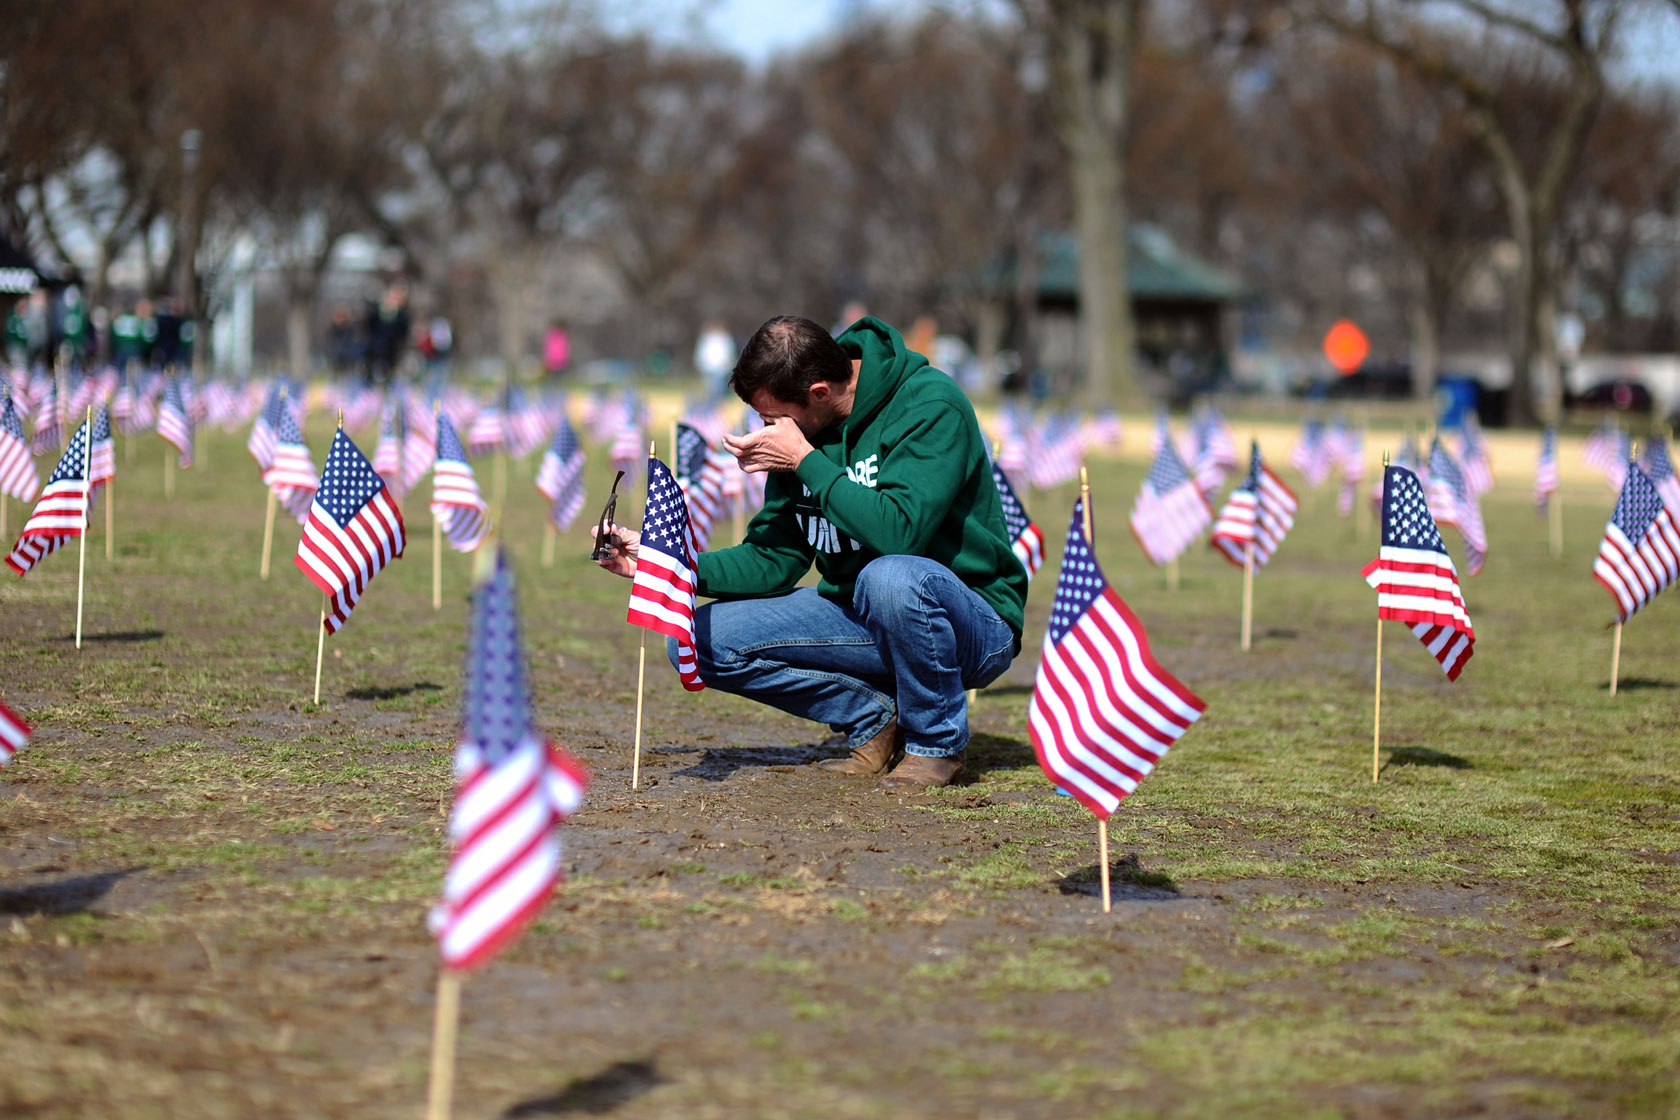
[674,422,729,555]
[431,548,588,972]
[1426,439,1487,577]
[1130,440,1212,566]
[7,419,91,576]
[1535,427,1559,511]
[626,456,705,691]
[0,389,40,503]
[157,376,194,468]
[991,460,1043,578]
[1211,440,1297,570]
[295,427,406,633]
[0,699,29,767]
[1593,461,1680,623]
[1362,465,1475,680]
[374,396,406,498]
[1639,434,1680,513]
[264,403,318,522]
[89,406,114,492]
[1029,498,1206,819]
[431,414,489,552]
[535,416,588,530]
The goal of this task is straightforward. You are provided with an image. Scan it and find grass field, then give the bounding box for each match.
[0,419,1675,1119]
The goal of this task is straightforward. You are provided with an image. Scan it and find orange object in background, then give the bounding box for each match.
[1323,319,1369,375]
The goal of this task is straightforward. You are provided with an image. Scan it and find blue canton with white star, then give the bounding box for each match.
[675,423,708,484]
[92,405,111,444]
[550,416,581,464]
[463,549,534,763]
[48,423,89,486]
[1380,466,1447,554]
[1541,427,1557,460]
[1146,440,1193,493]
[1643,436,1674,485]
[164,376,192,428]
[1,391,23,441]
[275,399,306,445]
[641,458,693,561]
[1047,500,1107,645]
[1612,463,1663,541]
[1429,440,1469,501]
[992,463,1030,539]
[1239,440,1262,494]
[316,429,385,527]
[436,413,469,463]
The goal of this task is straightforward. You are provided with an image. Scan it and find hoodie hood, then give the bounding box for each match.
[835,317,928,433]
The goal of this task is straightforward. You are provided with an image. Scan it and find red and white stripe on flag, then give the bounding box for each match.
[0,431,38,504]
[6,422,90,577]
[1211,450,1297,570]
[1029,500,1205,820]
[432,736,587,971]
[1592,464,1680,623]
[0,700,30,766]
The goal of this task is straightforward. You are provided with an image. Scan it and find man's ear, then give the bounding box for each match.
[807,381,831,405]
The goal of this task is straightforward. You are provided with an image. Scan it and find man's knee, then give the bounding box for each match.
[853,555,934,623]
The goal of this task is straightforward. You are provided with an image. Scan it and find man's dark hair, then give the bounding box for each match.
[730,316,854,405]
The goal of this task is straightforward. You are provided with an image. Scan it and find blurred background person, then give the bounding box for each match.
[364,279,410,387]
[693,319,734,403]
[543,319,570,382]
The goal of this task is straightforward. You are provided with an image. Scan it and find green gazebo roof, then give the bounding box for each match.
[976,224,1246,304]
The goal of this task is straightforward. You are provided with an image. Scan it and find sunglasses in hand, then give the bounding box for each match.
[590,470,627,561]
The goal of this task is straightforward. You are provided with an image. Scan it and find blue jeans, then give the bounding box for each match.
[668,555,1017,758]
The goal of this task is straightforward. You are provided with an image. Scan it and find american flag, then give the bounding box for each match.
[0,699,29,767]
[1457,418,1494,495]
[1593,461,1680,623]
[625,457,705,691]
[89,406,114,491]
[1336,425,1366,517]
[1582,420,1630,490]
[609,396,644,484]
[1372,430,1426,510]
[1290,419,1332,488]
[1639,434,1680,513]
[682,399,731,447]
[466,399,505,458]
[1361,465,1475,680]
[373,396,405,498]
[295,428,406,634]
[247,384,288,470]
[1535,427,1559,511]
[30,377,58,455]
[1129,439,1212,566]
[264,403,319,522]
[202,379,241,431]
[503,383,549,459]
[535,416,587,531]
[402,392,438,492]
[1211,440,1297,570]
[430,549,588,972]
[1028,498,1206,819]
[1426,439,1487,577]
[112,368,137,435]
[674,422,729,555]
[129,372,160,432]
[1030,412,1088,490]
[991,460,1043,578]
[0,389,40,503]
[6,418,91,577]
[1191,408,1237,499]
[157,376,193,467]
[431,414,488,553]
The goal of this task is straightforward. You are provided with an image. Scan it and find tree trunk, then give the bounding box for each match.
[287,290,313,380]
[1047,0,1141,409]
[1408,299,1439,405]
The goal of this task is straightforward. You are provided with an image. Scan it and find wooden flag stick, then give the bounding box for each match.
[104,476,113,560]
[541,522,555,568]
[75,407,92,649]
[426,969,462,1120]
[1098,819,1112,915]
[1077,465,1110,913]
[631,438,655,790]
[260,489,277,579]
[1240,541,1254,652]
[1549,490,1563,559]
[313,599,327,705]
[1166,557,1179,591]
[164,447,174,499]
[1610,621,1623,697]
[1372,618,1384,783]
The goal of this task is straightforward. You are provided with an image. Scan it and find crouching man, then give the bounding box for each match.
[593,315,1025,788]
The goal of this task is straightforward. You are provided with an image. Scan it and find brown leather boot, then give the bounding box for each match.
[814,720,902,775]
[881,750,966,789]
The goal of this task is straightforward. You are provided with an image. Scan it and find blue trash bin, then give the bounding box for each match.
[1436,376,1479,430]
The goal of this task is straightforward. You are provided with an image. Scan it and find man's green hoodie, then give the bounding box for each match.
[694,317,1027,645]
